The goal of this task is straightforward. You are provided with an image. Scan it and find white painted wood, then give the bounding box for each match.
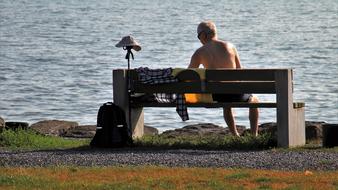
[290,107,306,146]
[275,69,305,147]
[275,69,293,147]
[113,70,144,138]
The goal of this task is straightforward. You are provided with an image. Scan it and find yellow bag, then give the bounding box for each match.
[185,93,214,103]
[172,68,214,103]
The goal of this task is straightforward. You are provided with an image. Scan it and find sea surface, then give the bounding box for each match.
[1,0,337,132]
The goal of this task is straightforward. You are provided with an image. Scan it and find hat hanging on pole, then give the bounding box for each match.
[115,35,141,51]
[115,35,141,61]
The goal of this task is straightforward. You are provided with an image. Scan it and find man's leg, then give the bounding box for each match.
[223,108,240,137]
[249,96,259,136]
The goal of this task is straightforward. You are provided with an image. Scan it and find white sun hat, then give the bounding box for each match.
[115,35,141,51]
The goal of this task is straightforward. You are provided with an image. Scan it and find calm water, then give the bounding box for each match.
[1,0,337,132]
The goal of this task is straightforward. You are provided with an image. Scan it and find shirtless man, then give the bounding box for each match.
[189,21,259,136]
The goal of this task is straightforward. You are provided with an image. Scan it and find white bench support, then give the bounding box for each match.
[113,70,144,138]
[275,70,305,147]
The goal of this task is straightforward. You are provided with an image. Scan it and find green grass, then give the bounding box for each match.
[0,128,90,151]
[0,128,277,151]
[1,166,337,190]
[224,172,251,180]
[1,128,337,152]
[255,177,273,183]
[0,174,141,190]
[134,133,277,150]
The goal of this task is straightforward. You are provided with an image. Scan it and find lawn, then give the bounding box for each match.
[0,166,337,190]
[0,128,90,151]
[0,129,337,190]
[0,128,276,151]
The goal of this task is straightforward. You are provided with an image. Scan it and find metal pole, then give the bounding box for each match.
[126,48,132,139]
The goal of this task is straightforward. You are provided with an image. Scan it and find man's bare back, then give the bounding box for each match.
[189,40,241,69]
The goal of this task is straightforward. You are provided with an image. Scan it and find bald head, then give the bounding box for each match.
[197,21,217,39]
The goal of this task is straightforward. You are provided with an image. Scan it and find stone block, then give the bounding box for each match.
[323,124,338,148]
[62,125,96,138]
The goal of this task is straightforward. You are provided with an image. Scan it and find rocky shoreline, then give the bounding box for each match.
[1,116,338,170]
[0,116,335,141]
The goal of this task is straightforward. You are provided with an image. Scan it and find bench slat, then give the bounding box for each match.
[132,102,304,108]
[205,82,276,93]
[206,69,278,81]
[132,102,278,108]
[133,82,276,94]
[132,82,201,93]
[176,69,201,81]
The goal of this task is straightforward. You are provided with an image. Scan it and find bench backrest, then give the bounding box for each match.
[128,68,293,95]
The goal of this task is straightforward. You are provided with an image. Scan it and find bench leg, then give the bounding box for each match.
[113,70,144,138]
[277,107,305,148]
[276,70,305,147]
[130,108,144,138]
[289,107,305,146]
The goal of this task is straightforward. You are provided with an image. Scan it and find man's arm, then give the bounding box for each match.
[188,51,202,68]
[233,46,242,69]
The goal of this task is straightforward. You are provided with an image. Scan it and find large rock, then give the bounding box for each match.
[30,120,78,136]
[322,124,338,148]
[5,122,29,130]
[0,117,5,132]
[255,121,328,141]
[62,125,159,138]
[162,123,245,137]
[305,121,326,140]
[62,125,96,138]
[144,125,159,135]
[258,122,277,135]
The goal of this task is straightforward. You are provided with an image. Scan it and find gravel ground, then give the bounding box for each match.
[0,148,337,171]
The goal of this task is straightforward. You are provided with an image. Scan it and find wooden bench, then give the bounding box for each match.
[113,68,305,147]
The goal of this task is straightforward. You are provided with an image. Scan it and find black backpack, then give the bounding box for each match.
[90,102,132,148]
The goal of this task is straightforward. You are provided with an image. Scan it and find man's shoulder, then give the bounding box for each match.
[217,40,235,48]
[191,50,202,64]
[194,46,206,56]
